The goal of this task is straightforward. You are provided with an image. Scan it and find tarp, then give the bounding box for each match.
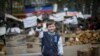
[23,16,37,28]
[5,14,22,22]
[0,27,6,36]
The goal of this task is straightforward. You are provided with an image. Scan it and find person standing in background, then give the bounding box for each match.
[7,23,21,34]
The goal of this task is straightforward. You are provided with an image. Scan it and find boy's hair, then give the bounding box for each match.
[46,20,56,27]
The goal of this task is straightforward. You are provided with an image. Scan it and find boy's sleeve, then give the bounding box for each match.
[39,31,43,38]
[58,37,64,55]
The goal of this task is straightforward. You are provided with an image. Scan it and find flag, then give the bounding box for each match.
[25,4,53,14]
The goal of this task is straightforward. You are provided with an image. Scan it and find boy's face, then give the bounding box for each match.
[47,24,56,32]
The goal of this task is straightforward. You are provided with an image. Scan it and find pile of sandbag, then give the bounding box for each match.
[76,30,100,44]
[66,30,100,46]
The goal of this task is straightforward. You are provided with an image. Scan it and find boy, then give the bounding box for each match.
[39,20,63,56]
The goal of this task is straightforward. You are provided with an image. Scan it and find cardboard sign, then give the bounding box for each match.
[49,12,66,21]
[23,16,37,28]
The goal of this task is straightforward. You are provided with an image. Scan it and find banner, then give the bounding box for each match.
[67,12,78,16]
[67,12,84,19]
[25,4,53,14]
[49,12,66,21]
[23,16,37,28]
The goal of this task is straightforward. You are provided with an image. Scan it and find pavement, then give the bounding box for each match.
[5,34,100,56]
[6,44,100,56]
